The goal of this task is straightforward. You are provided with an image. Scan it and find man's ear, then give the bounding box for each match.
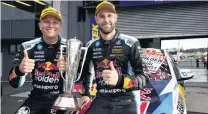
[38,22,41,31]
[115,14,118,22]
[95,15,98,24]
[59,23,62,32]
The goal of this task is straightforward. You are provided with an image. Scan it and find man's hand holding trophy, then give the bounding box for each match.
[57,57,66,73]
[54,38,90,111]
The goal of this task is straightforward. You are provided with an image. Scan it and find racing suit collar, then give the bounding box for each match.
[100,29,120,45]
[41,36,61,48]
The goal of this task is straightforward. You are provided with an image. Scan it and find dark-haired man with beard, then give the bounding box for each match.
[80,1,150,114]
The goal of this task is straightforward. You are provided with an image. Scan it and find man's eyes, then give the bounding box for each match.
[99,15,105,18]
[44,21,50,23]
[44,21,58,24]
[99,14,112,18]
[108,15,112,18]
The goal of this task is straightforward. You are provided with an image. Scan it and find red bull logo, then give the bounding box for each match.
[73,84,97,96]
[123,77,138,89]
[97,59,110,68]
[38,61,57,70]
[97,59,118,68]
[128,80,138,88]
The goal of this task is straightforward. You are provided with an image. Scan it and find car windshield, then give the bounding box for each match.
[140,48,172,81]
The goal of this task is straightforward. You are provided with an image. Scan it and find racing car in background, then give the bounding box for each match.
[72,48,194,114]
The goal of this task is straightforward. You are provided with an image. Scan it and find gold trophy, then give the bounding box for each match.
[53,38,88,111]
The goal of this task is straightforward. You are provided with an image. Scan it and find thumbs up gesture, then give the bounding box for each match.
[19,50,35,73]
[102,61,118,86]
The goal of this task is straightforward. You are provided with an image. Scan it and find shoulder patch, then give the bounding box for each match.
[86,38,100,47]
[126,39,135,47]
[118,34,138,47]
[22,38,41,50]
[60,38,67,45]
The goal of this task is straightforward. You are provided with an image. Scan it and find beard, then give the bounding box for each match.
[99,23,115,35]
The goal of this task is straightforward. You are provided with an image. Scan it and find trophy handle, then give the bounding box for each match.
[75,47,88,82]
[60,45,67,82]
[59,45,88,82]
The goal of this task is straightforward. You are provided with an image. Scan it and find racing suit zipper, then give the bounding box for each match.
[103,44,111,58]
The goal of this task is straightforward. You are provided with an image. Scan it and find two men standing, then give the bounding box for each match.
[9,1,149,114]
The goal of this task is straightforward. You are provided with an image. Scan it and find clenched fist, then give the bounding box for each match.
[19,50,35,73]
[57,57,66,72]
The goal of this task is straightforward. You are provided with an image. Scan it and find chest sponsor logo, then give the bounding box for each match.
[112,42,123,56]
[93,48,102,52]
[113,46,122,48]
[34,55,44,58]
[34,51,44,55]
[34,74,59,83]
[93,48,102,58]
[93,55,103,59]
[95,41,100,47]
[93,52,102,55]
[116,40,121,45]
[99,88,126,93]
[34,61,60,83]
[37,44,43,50]
[96,59,114,68]
[34,59,45,62]
[110,54,123,57]
[112,48,123,54]
[55,48,66,61]
[34,84,59,90]
[34,51,45,61]
[54,54,66,61]
[37,61,58,70]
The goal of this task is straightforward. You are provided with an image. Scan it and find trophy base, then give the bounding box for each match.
[53,93,81,111]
